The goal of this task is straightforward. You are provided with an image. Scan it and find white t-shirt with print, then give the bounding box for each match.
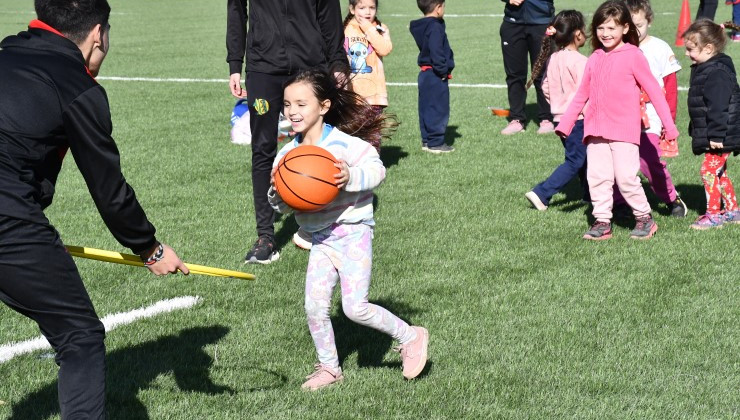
[640,36,682,135]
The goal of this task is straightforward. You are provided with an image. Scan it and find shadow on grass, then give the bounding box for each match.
[545,179,708,227]
[673,183,706,214]
[445,125,462,147]
[380,145,409,168]
[8,325,283,420]
[275,213,299,251]
[332,299,424,371]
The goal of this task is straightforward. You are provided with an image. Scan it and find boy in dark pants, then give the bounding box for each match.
[410,0,455,154]
[0,1,188,417]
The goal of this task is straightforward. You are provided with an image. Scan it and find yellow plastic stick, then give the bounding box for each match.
[65,245,255,280]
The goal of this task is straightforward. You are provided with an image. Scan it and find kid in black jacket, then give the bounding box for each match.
[683,19,740,229]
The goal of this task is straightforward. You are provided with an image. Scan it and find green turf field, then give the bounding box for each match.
[0,0,738,418]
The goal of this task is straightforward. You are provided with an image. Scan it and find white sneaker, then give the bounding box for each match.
[292,229,312,250]
[525,191,548,211]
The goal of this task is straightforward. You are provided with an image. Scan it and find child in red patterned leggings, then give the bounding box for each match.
[683,19,740,229]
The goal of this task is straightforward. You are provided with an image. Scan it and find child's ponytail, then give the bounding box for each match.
[526,32,555,90]
[683,19,728,53]
[526,10,586,90]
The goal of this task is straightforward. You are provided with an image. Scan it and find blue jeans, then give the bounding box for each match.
[532,119,588,205]
[734,4,740,36]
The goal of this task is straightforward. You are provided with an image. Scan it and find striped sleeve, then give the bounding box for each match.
[344,139,385,192]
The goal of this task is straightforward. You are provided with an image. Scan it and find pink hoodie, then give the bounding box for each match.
[555,43,679,144]
[542,49,588,122]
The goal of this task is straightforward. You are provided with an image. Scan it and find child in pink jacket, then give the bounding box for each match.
[555,0,679,240]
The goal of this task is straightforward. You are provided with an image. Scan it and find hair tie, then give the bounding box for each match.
[545,26,557,36]
[720,23,726,29]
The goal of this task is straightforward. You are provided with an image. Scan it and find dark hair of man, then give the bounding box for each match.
[417,0,444,15]
[35,0,111,44]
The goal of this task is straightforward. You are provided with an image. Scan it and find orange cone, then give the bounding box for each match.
[676,0,692,47]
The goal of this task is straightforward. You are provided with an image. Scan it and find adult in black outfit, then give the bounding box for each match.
[696,0,718,20]
[0,0,188,418]
[499,0,555,136]
[227,0,349,264]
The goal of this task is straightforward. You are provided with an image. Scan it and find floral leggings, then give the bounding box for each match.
[701,152,738,213]
[305,223,415,369]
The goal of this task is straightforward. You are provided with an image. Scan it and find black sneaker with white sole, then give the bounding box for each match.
[244,235,280,264]
[670,196,688,218]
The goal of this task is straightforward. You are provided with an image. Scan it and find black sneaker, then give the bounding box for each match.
[670,197,688,218]
[424,144,455,154]
[244,235,280,264]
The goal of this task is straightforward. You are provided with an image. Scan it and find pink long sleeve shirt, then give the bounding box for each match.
[542,49,588,122]
[555,43,679,145]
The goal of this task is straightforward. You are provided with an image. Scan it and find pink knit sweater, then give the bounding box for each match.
[555,43,679,145]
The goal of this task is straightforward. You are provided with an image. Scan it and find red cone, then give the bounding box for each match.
[676,0,692,47]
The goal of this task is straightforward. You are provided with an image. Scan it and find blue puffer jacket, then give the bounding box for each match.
[501,0,554,25]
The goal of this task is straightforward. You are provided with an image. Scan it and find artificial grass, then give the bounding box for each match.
[0,0,738,418]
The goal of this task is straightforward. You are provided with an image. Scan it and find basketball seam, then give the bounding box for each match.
[283,154,338,188]
[276,160,336,207]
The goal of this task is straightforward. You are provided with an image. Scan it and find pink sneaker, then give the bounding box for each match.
[537,120,555,134]
[396,326,429,379]
[301,364,343,391]
[500,120,525,135]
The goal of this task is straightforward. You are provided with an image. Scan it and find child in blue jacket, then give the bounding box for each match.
[410,0,455,154]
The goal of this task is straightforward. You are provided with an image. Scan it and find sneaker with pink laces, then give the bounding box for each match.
[500,120,525,135]
[537,119,555,134]
[301,364,343,391]
[396,326,429,380]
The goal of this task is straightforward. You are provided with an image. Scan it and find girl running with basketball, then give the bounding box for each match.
[268,68,428,390]
[555,0,679,240]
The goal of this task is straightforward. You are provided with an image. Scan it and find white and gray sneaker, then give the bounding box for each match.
[292,228,312,250]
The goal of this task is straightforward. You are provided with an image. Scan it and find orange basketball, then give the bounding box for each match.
[274,145,340,212]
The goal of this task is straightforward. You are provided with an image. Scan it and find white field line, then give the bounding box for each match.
[0,296,201,364]
[385,12,674,17]
[97,76,689,91]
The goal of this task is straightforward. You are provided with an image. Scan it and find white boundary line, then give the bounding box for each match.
[97,76,689,91]
[0,296,201,364]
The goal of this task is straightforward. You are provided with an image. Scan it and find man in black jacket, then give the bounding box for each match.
[226,0,348,264]
[0,0,188,417]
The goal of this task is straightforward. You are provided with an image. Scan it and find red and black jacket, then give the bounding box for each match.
[0,21,157,254]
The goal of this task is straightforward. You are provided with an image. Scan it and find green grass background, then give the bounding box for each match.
[0,0,738,418]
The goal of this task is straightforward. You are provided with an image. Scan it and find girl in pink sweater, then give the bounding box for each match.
[555,0,679,240]
[524,10,590,211]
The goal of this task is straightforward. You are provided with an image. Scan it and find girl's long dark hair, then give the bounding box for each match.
[343,0,383,31]
[526,10,586,90]
[284,67,397,150]
[590,0,640,51]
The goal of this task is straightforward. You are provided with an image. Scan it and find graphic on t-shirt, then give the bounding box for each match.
[345,38,374,74]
